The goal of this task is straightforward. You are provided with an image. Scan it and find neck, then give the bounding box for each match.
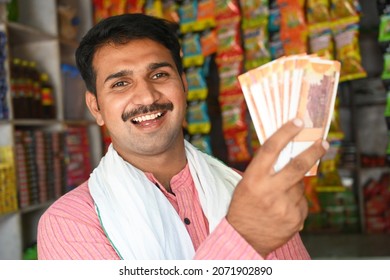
[115,140,187,192]
[142,155,187,192]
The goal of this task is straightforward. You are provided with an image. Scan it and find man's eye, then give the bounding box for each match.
[113,81,128,87]
[152,72,168,79]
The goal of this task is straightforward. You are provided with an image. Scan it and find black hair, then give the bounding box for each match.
[75,13,182,95]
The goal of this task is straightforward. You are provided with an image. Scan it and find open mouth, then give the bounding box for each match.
[131,111,166,124]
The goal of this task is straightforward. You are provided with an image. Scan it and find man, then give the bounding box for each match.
[37,13,328,260]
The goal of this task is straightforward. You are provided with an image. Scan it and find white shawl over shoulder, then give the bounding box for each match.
[89,140,242,259]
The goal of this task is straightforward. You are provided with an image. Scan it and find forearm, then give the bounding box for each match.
[194,218,310,260]
[194,218,263,260]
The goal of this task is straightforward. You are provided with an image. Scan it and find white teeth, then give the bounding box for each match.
[132,112,163,123]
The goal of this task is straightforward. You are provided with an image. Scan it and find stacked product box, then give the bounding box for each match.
[34,130,48,203]
[0,30,8,120]
[14,129,66,208]
[0,146,18,214]
[364,174,390,233]
[52,131,66,198]
[14,130,39,208]
[64,126,92,191]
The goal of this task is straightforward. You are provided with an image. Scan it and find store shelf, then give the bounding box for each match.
[7,22,56,45]
[12,119,60,126]
[19,200,55,214]
[0,0,99,260]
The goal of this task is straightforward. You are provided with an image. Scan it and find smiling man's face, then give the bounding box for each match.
[86,38,188,162]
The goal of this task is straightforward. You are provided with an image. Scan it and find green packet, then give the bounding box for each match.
[385,91,390,117]
[379,14,390,42]
[382,53,390,80]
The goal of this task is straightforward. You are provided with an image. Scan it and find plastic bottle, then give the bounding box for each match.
[40,73,56,119]
[21,60,33,118]
[28,61,42,118]
[10,58,22,118]
[17,59,29,118]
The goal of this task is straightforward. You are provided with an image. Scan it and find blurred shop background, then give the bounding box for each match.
[0,0,389,260]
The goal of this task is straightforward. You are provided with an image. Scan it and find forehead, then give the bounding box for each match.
[94,39,172,64]
[92,39,176,80]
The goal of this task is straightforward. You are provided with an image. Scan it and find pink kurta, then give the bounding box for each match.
[37,164,310,260]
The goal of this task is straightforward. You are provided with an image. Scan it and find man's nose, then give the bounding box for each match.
[131,79,161,105]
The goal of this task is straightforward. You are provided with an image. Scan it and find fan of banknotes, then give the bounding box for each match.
[238,54,341,176]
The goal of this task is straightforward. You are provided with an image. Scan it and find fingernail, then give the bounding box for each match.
[322,140,329,150]
[293,118,303,127]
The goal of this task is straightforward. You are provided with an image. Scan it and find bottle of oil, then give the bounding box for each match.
[29,61,42,118]
[40,73,56,119]
[21,60,33,118]
[10,58,22,118]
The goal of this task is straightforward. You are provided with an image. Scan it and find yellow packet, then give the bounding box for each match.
[330,0,360,20]
[308,24,334,60]
[332,19,366,82]
[306,0,330,24]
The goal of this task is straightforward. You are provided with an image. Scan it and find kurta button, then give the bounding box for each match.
[184,218,191,225]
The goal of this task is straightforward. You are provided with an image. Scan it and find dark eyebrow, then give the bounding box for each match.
[103,62,174,84]
[148,62,174,71]
[104,69,132,84]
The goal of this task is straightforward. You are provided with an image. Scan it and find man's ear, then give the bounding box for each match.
[85,91,104,126]
[181,72,188,95]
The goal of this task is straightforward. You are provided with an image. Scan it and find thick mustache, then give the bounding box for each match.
[121,102,174,122]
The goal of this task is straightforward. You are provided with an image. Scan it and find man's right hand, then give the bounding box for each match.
[226,118,329,258]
